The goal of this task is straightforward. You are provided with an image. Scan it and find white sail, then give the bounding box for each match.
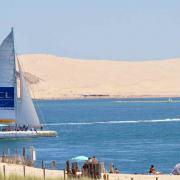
[0,29,57,138]
[0,29,16,123]
[17,61,41,128]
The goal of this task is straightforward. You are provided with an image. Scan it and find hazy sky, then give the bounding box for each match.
[1,0,180,60]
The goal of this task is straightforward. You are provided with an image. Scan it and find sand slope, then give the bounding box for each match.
[17,54,180,99]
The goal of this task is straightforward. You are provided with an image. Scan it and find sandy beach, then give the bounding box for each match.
[0,162,180,180]
[0,162,64,179]
[17,54,180,100]
[107,173,180,180]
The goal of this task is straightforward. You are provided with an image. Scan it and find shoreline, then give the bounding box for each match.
[32,95,180,101]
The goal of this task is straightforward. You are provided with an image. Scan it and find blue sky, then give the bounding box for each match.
[1,0,180,60]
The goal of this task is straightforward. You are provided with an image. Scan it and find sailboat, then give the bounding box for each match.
[0,29,57,138]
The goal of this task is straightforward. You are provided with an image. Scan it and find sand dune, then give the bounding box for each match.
[17,54,180,99]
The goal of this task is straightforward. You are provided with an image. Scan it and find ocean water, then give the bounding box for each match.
[1,98,180,174]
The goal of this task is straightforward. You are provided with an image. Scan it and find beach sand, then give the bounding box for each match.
[106,173,180,180]
[17,54,180,99]
[0,162,179,180]
[0,162,64,179]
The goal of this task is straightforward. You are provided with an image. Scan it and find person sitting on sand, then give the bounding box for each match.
[114,168,120,174]
[149,165,160,175]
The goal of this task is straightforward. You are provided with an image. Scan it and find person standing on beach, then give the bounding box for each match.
[87,157,92,163]
[92,156,98,164]
[109,163,114,173]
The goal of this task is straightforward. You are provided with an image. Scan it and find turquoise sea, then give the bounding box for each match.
[1,98,180,174]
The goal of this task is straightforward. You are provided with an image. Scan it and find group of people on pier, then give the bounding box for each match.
[1,124,43,132]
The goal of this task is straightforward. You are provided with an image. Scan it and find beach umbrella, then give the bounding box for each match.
[71,156,88,162]
[171,163,180,175]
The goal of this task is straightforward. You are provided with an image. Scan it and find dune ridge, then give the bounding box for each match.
[17,54,180,99]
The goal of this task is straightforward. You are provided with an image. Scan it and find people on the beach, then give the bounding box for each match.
[149,165,156,174]
[71,162,79,176]
[114,168,120,174]
[86,156,98,164]
[92,156,98,164]
[87,157,92,163]
[109,163,120,174]
[109,163,114,173]
[66,160,71,175]
[149,165,160,174]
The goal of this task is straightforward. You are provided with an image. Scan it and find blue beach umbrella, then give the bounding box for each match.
[71,156,88,162]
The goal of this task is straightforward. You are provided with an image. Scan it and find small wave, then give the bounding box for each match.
[43,118,180,126]
[44,122,93,125]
